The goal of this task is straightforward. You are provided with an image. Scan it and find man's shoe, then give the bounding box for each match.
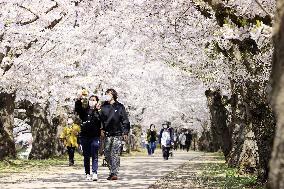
[107,174,117,180]
[92,173,98,181]
[110,175,118,180]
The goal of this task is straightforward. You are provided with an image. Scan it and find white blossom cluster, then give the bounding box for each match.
[0,0,275,132]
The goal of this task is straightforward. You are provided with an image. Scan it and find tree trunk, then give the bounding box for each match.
[0,92,16,159]
[268,1,284,188]
[28,103,58,159]
[205,89,232,158]
[244,81,276,182]
[16,100,64,159]
[227,82,259,174]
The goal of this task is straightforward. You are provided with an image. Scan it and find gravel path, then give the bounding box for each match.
[0,150,203,189]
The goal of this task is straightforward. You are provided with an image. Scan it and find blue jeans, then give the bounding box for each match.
[80,137,100,174]
[147,142,156,155]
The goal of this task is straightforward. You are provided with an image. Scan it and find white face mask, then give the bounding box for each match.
[104,95,112,101]
[67,118,73,125]
[89,100,97,107]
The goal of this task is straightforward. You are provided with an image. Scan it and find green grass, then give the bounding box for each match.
[0,153,83,173]
[119,145,149,157]
[199,154,264,189]
[0,149,147,173]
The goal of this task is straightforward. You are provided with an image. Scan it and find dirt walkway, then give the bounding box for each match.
[0,150,203,189]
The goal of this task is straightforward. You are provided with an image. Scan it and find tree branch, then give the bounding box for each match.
[41,45,56,57]
[254,0,274,18]
[44,1,58,14]
[16,4,39,26]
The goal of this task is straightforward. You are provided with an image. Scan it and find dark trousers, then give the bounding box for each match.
[67,146,75,164]
[173,142,178,150]
[186,141,192,152]
[80,137,100,174]
[162,146,170,160]
[185,144,191,152]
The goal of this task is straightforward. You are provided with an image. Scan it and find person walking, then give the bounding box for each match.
[146,124,157,156]
[141,131,148,149]
[179,132,186,150]
[185,130,192,152]
[159,122,173,160]
[75,92,102,181]
[173,130,179,151]
[99,89,130,180]
[60,117,80,166]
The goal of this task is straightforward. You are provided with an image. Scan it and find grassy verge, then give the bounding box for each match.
[0,153,83,173]
[121,148,148,157]
[198,153,264,189]
[149,152,265,189]
[0,149,148,174]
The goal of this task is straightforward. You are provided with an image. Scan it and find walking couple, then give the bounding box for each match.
[75,88,130,181]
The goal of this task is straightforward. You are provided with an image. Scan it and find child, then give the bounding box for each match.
[60,117,80,166]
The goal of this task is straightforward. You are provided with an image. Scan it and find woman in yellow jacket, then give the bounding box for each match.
[60,117,80,166]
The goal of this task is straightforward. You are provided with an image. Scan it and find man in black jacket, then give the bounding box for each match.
[99,89,130,180]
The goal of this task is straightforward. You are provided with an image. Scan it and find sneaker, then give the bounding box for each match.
[92,173,98,181]
[86,174,91,181]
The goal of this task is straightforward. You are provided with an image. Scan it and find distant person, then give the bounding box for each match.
[185,130,192,152]
[75,91,102,181]
[60,116,80,166]
[141,131,147,149]
[146,124,157,156]
[99,89,130,180]
[173,131,179,151]
[159,122,173,160]
[179,132,186,150]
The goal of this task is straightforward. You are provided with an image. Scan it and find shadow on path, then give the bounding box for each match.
[0,150,203,189]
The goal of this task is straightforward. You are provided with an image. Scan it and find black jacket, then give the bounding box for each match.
[100,101,130,136]
[75,100,102,138]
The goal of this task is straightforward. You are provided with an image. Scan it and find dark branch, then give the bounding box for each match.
[16,4,39,26]
[24,39,38,50]
[45,12,66,30]
[44,1,58,14]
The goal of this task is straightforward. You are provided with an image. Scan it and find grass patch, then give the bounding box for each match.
[0,153,83,173]
[199,154,264,189]
[121,148,148,157]
[0,149,148,173]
